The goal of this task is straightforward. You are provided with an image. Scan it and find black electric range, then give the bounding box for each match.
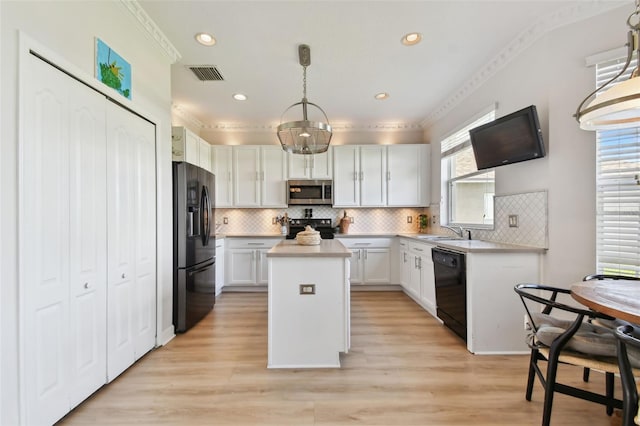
[286,218,335,240]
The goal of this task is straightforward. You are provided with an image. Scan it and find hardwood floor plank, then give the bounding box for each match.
[58,291,621,425]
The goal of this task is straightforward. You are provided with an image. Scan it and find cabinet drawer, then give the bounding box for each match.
[337,237,393,248]
[408,240,436,255]
[225,237,282,249]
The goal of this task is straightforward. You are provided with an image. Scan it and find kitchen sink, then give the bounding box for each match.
[414,235,462,241]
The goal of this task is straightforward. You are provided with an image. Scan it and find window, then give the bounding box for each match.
[440,108,495,227]
[596,56,640,277]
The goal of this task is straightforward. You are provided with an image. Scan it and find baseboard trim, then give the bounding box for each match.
[158,325,175,346]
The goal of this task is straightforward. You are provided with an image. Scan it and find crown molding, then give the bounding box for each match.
[421,1,627,128]
[172,104,204,128]
[120,0,182,64]
[199,121,424,133]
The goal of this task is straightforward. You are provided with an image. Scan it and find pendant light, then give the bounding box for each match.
[575,1,640,130]
[277,44,332,154]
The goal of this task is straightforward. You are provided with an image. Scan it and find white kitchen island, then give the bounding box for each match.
[266,239,352,368]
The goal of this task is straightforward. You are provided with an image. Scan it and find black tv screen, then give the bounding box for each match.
[469,105,546,170]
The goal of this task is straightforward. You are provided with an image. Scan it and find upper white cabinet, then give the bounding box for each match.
[233,146,287,208]
[211,145,233,207]
[333,145,429,207]
[287,147,333,179]
[172,126,212,173]
[387,145,430,207]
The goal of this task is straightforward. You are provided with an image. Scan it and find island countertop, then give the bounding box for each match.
[267,239,352,258]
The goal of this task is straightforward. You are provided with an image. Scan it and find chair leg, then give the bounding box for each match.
[526,349,538,401]
[583,367,590,382]
[605,372,614,416]
[542,354,559,426]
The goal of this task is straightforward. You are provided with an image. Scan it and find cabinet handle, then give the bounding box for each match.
[387,171,391,181]
[353,171,358,181]
[228,171,231,182]
[418,258,422,269]
[414,257,418,268]
[257,251,261,261]
[121,273,126,279]
[247,242,265,246]
[357,251,361,260]
[403,252,407,263]
[360,171,364,181]
[84,282,91,289]
[414,248,424,252]
[354,243,371,246]
[364,250,368,260]
[255,171,259,181]
[261,171,265,181]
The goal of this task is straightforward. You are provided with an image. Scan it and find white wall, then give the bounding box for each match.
[1,2,173,423]
[425,6,627,287]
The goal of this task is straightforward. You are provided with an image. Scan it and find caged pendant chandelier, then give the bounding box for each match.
[575,0,640,130]
[277,44,332,154]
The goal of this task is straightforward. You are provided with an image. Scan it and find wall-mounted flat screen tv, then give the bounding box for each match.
[469,105,546,170]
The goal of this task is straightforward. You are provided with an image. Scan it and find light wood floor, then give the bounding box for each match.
[59,291,622,425]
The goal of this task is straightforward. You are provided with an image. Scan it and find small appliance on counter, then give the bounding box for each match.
[286,218,335,240]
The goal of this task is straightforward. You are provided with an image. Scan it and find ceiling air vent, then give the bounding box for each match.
[187,65,224,81]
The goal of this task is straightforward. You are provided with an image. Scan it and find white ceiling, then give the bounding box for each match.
[139,1,627,131]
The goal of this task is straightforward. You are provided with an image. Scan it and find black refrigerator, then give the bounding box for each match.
[172,161,216,333]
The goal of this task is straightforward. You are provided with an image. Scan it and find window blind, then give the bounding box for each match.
[596,56,640,276]
[440,111,495,158]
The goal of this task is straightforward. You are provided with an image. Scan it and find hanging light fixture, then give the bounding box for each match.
[277,44,332,154]
[575,1,640,130]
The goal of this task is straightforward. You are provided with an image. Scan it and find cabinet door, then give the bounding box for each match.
[349,249,363,284]
[256,248,270,284]
[233,146,261,207]
[68,80,108,408]
[260,146,287,207]
[399,248,412,292]
[21,54,73,425]
[185,129,200,165]
[215,240,225,294]
[360,146,387,207]
[198,139,212,172]
[408,255,421,299]
[387,145,425,207]
[333,146,360,206]
[211,146,233,207]
[363,248,390,284]
[287,152,309,179]
[419,253,436,313]
[226,249,257,285]
[310,147,333,179]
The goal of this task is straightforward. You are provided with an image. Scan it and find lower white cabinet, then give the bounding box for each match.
[338,238,391,286]
[225,238,282,286]
[215,238,225,295]
[399,238,437,316]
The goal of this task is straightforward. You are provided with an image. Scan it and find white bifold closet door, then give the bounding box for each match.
[21,52,107,425]
[106,102,157,382]
[20,50,157,425]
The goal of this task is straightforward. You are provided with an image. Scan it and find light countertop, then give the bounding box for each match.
[267,239,352,258]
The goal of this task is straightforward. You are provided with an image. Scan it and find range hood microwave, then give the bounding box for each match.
[287,180,333,206]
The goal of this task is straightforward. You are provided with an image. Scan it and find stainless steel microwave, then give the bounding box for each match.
[287,180,333,205]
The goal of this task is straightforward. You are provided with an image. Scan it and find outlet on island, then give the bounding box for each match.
[223,217,229,224]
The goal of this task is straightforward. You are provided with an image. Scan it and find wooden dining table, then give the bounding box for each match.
[571,279,640,426]
[571,279,640,325]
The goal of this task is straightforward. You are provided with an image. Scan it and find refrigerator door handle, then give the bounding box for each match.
[187,260,215,277]
[201,185,211,246]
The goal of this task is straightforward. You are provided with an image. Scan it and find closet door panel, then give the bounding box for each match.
[21,52,71,426]
[68,78,108,407]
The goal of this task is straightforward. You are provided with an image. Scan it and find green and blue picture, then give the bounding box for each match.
[95,38,131,99]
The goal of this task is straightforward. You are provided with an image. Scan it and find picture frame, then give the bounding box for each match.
[95,38,131,100]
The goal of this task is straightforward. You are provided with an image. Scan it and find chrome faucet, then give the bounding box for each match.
[441,225,464,239]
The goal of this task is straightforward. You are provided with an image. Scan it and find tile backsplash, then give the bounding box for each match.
[215,206,429,235]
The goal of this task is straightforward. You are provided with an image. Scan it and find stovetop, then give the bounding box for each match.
[287,218,335,239]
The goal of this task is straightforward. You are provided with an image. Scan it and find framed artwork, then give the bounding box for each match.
[95,38,131,99]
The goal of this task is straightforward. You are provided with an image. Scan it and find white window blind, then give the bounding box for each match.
[596,56,640,276]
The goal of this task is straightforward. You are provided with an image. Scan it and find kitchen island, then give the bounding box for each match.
[266,239,352,368]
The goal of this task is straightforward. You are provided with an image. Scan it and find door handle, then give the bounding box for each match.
[84,282,91,289]
[387,171,391,181]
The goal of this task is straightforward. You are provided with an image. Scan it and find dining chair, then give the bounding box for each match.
[614,325,640,426]
[515,283,623,426]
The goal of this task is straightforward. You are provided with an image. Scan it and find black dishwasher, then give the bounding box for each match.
[432,248,466,342]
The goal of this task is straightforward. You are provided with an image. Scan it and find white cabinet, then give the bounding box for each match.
[334,145,429,207]
[287,147,333,179]
[387,145,429,207]
[399,238,436,317]
[226,238,282,286]
[399,240,412,292]
[333,146,387,207]
[338,238,391,286]
[215,238,225,295]
[211,145,233,207]
[233,146,287,208]
[172,126,212,172]
[20,54,156,425]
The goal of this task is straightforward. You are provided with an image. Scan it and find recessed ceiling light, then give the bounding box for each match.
[195,32,216,46]
[233,93,247,101]
[375,92,390,100]
[402,32,422,46]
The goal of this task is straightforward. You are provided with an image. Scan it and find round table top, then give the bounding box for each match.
[571,279,640,325]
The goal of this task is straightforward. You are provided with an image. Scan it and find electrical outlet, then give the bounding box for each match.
[349,217,354,224]
[432,215,438,225]
[272,217,277,225]
[223,217,229,224]
[407,216,412,223]
[299,284,315,295]
[508,214,519,228]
